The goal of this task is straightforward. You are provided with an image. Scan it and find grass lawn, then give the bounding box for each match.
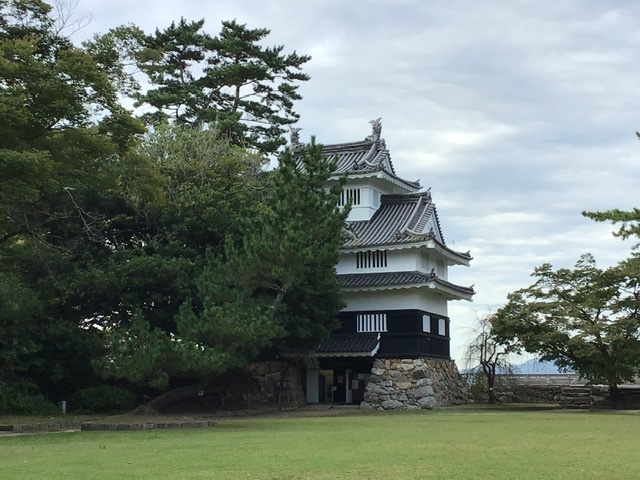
[1,407,639,479]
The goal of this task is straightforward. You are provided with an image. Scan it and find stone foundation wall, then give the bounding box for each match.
[361,358,470,410]
[494,384,640,409]
[493,384,564,404]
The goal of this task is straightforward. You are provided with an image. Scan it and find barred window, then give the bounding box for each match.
[357,313,388,333]
[356,250,387,269]
[338,188,361,206]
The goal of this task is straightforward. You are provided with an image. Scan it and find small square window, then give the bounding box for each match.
[422,315,431,333]
[438,318,446,336]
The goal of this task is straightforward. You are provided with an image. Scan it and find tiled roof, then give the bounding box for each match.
[321,139,421,190]
[315,333,380,357]
[343,192,435,247]
[341,192,471,265]
[337,271,475,299]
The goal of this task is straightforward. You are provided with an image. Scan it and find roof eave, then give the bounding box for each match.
[342,282,475,301]
[340,241,472,266]
[311,351,376,358]
[329,170,420,192]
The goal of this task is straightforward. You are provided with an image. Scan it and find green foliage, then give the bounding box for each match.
[503,171,640,399]
[0,1,331,411]
[69,385,136,414]
[0,382,59,415]
[263,138,348,350]
[493,254,640,393]
[135,122,266,255]
[0,0,133,248]
[130,18,310,155]
[99,138,347,400]
[583,208,640,248]
[465,371,492,403]
[0,272,43,380]
[82,24,147,98]
[0,0,147,402]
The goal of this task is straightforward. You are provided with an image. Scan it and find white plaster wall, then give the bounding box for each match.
[334,174,421,222]
[336,252,357,275]
[345,185,379,221]
[342,289,449,316]
[416,251,448,280]
[421,216,444,244]
[337,249,420,275]
[337,248,452,281]
[389,249,419,271]
[347,205,378,221]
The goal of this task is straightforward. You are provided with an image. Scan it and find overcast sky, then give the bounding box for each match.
[73,0,640,364]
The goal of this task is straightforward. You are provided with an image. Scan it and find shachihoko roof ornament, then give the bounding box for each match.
[366,117,382,142]
[290,127,302,150]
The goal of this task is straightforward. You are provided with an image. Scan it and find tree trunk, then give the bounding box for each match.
[486,375,496,404]
[482,363,497,404]
[133,381,210,415]
[608,383,621,409]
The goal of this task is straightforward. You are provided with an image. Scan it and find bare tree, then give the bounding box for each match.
[51,0,93,37]
[464,314,515,404]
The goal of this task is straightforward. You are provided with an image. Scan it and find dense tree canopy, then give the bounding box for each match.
[0,0,146,404]
[88,17,310,155]
[492,254,640,400]
[98,138,347,412]
[0,0,332,413]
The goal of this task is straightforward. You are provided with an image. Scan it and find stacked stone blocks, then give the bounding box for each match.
[361,358,470,410]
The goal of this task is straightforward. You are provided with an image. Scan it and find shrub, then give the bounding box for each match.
[0,383,60,415]
[70,385,136,413]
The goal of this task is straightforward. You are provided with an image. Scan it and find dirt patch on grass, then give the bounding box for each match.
[80,405,367,430]
[0,407,352,435]
[81,414,216,431]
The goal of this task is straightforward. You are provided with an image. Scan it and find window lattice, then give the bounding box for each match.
[356,250,387,269]
[357,313,388,333]
[338,188,361,206]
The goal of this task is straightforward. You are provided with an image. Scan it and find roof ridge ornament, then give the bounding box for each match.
[290,127,302,150]
[343,224,359,242]
[365,117,382,142]
[361,141,379,166]
[404,227,428,240]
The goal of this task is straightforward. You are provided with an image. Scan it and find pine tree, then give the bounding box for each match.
[134,18,310,155]
[99,138,348,412]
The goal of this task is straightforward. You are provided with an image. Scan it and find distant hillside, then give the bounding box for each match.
[513,358,574,374]
[462,358,574,375]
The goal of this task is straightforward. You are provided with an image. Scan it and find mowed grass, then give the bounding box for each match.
[2,408,640,480]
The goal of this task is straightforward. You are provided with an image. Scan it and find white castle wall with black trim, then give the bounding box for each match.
[299,119,475,409]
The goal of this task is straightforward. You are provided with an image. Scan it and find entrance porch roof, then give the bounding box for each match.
[314,333,381,358]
